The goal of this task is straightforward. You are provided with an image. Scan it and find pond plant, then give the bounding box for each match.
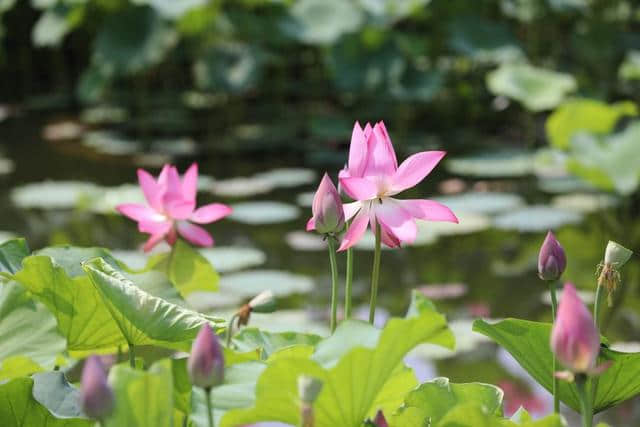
[0,121,639,427]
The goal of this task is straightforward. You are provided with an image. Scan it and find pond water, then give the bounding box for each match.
[1,110,637,422]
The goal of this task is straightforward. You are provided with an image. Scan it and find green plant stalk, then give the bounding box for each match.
[548,281,559,413]
[368,222,382,325]
[590,284,607,407]
[225,314,239,348]
[576,376,593,427]
[128,343,135,368]
[205,387,215,427]
[344,246,353,319]
[327,237,339,333]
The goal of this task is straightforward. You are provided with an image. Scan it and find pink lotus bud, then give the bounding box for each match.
[373,410,389,427]
[551,283,600,373]
[306,173,345,235]
[188,323,224,389]
[538,231,566,281]
[80,355,114,420]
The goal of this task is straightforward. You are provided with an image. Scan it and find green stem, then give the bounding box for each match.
[548,281,559,413]
[368,222,382,325]
[225,314,238,348]
[128,343,135,369]
[205,387,215,427]
[327,237,339,333]
[593,284,606,330]
[344,246,353,319]
[576,376,593,427]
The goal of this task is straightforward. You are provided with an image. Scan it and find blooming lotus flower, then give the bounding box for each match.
[188,323,224,389]
[538,231,566,281]
[551,284,600,373]
[337,121,458,250]
[117,164,232,252]
[80,355,114,420]
[306,173,345,235]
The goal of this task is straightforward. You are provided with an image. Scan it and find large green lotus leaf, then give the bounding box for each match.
[106,360,173,427]
[446,150,535,178]
[132,0,206,19]
[423,402,565,427]
[83,257,223,350]
[0,238,29,275]
[566,123,640,196]
[448,15,523,64]
[14,255,128,353]
[546,99,637,150]
[474,318,640,413]
[193,43,263,94]
[31,372,86,420]
[169,357,192,419]
[229,201,300,224]
[391,378,503,426]
[0,376,90,427]
[493,205,582,232]
[145,239,219,298]
[359,0,431,24]
[285,0,363,45]
[92,6,177,75]
[232,328,322,359]
[220,307,455,427]
[486,64,576,112]
[0,281,66,374]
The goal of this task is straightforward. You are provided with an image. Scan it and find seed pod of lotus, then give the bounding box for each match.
[80,355,114,420]
[188,323,224,389]
[604,241,633,267]
[248,290,276,314]
[598,241,633,306]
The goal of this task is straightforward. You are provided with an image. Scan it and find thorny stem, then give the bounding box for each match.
[368,222,382,325]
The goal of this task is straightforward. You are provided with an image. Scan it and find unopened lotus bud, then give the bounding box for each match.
[373,410,389,427]
[188,323,224,389]
[598,241,633,306]
[248,290,276,314]
[80,355,114,420]
[306,173,345,235]
[538,231,567,281]
[551,284,600,373]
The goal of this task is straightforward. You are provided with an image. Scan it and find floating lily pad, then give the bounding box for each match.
[429,212,491,236]
[417,283,468,300]
[296,191,315,207]
[537,176,595,194]
[254,168,317,189]
[83,131,141,155]
[90,184,145,214]
[487,63,577,112]
[610,342,640,353]
[448,15,523,64]
[132,0,207,19]
[229,202,300,224]
[0,157,14,175]
[11,181,100,210]
[0,231,16,243]
[551,193,619,213]
[150,138,198,156]
[184,291,245,312]
[210,177,275,198]
[42,121,85,141]
[285,231,327,251]
[222,309,329,336]
[446,150,535,177]
[200,246,267,273]
[286,0,364,45]
[434,192,525,215]
[219,269,314,297]
[80,105,128,125]
[493,205,583,232]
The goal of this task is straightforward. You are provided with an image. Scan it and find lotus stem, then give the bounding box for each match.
[326,236,339,333]
[129,343,135,369]
[205,387,215,427]
[225,314,239,348]
[549,281,559,413]
[344,246,353,320]
[369,222,382,325]
[593,284,606,330]
[575,376,593,427]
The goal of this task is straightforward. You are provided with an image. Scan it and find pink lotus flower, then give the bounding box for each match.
[117,164,232,252]
[337,121,458,251]
[306,173,345,235]
[550,283,600,373]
